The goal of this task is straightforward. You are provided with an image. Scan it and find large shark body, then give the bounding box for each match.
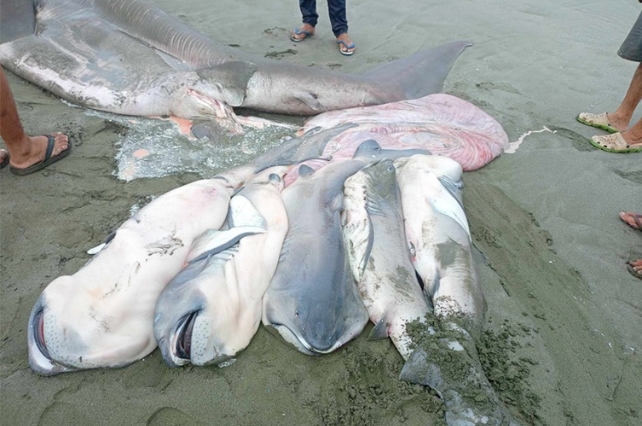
[0,0,469,121]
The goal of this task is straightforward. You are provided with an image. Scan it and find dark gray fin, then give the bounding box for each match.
[251,124,357,173]
[353,140,432,162]
[361,41,472,99]
[368,318,390,340]
[352,139,382,160]
[438,175,464,208]
[295,92,324,111]
[197,61,258,106]
[104,230,117,245]
[0,0,36,44]
[188,226,264,264]
[268,173,282,185]
[400,342,514,426]
[298,164,316,177]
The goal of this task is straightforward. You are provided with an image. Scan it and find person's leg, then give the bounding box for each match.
[606,62,642,132]
[0,66,69,170]
[328,0,354,55]
[291,0,318,41]
[578,13,642,133]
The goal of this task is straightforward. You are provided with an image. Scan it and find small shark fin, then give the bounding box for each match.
[368,318,390,340]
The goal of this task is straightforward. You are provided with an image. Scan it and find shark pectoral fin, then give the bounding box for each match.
[187,226,265,263]
[87,229,117,254]
[228,194,267,229]
[197,61,258,106]
[297,164,316,177]
[295,92,324,111]
[437,175,464,207]
[368,318,390,340]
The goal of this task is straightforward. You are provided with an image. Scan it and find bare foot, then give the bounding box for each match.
[620,212,642,232]
[9,133,70,170]
[290,23,315,41]
[336,32,355,55]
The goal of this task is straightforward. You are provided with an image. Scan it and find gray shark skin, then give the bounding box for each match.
[393,154,516,426]
[0,0,470,119]
[261,158,370,354]
[341,159,432,360]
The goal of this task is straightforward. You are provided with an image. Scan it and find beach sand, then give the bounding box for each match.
[1,0,641,425]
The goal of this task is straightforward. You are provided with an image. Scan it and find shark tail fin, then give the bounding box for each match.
[400,346,515,425]
[362,40,472,99]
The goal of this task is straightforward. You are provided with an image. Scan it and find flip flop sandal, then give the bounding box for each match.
[589,133,642,153]
[576,112,619,134]
[337,39,355,56]
[290,27,314,42]
[10,135,72,176]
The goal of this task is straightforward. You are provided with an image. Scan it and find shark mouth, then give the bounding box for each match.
[28,307,76,375]
[31,308,52,361]
[174,311,198,362]
[267,322,342,356]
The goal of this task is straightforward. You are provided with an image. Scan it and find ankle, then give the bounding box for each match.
[622,129,642,145]
[608,111,631,128]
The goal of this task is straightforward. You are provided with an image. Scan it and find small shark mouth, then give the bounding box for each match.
[266,322,320,356]
[174,311,198,361]
[32,308,52,361]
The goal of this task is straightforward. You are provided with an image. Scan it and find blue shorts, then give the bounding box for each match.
[618,11,642,62]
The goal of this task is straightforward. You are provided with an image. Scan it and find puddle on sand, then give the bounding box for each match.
[83,109,297,181]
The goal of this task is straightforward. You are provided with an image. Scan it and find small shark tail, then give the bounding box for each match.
[362,40,472,99]
[400,345,518,426]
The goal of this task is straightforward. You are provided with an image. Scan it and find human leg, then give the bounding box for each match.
[290,0,318,41]
[327,0,354,55]
[606,63,642,132]
[578,12,642,133]
[0,66,70,173]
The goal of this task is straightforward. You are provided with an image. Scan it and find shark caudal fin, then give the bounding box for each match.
[400,344,518,426]
[361,40,472,99]
[0,0,36,44]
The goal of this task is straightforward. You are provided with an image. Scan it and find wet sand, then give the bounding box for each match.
[1,0,641,425]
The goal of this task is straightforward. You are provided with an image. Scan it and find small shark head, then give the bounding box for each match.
[193,61,259,107]
[27,275,153,375]
[154,253,236,367]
